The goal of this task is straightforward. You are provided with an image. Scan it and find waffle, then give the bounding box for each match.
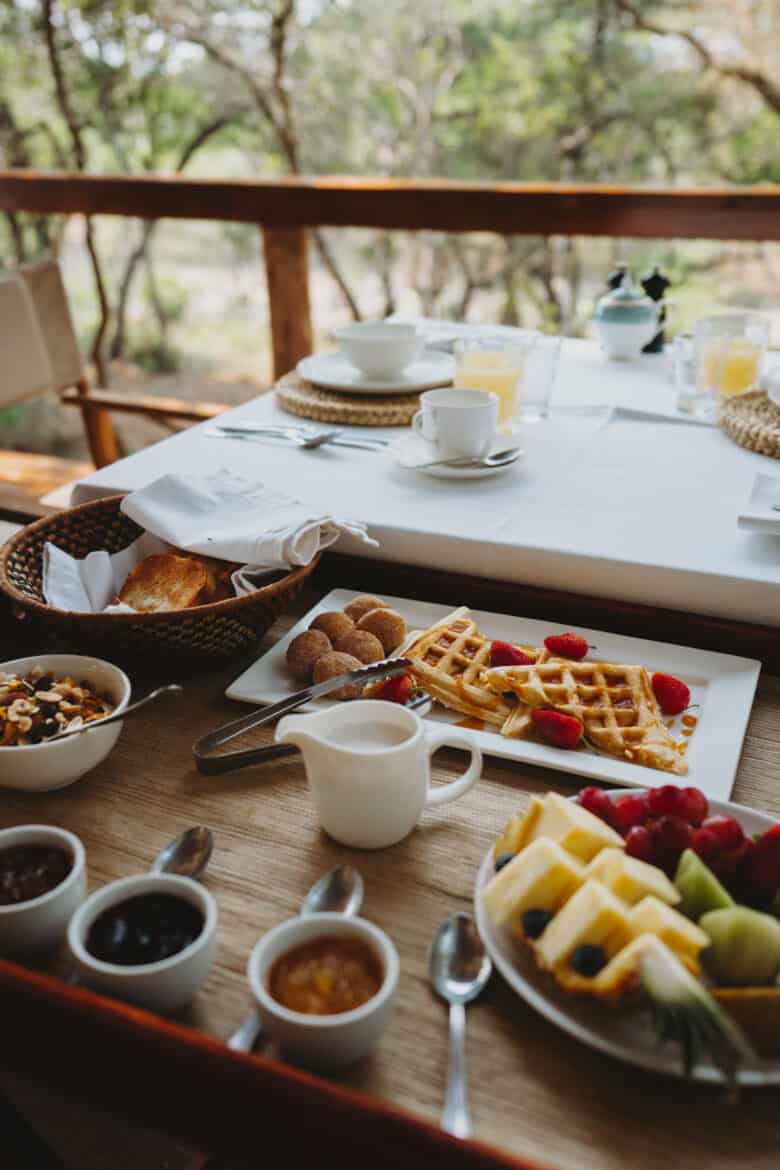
[402,607,547,728]
[483,659,686,775]
[482,793,708,997]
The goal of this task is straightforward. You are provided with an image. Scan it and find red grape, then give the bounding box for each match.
[690,827,720,863]
[625,825,654,862]
[739,827,780,903]
[646,785,686,819]
[679,787,708,827]
[577,786,614,824]
[610,794,648,835]
[652,815,693,873]
[701,815,744,851]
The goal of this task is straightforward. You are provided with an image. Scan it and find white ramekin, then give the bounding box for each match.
[0,824,86,955]
[0,654,131,792]
[248,912,399,1070]
[67,873,217,1014]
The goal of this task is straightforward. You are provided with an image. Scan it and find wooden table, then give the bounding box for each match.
[2,583,780,1170]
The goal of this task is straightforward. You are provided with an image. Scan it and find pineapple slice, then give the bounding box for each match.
[585,848,680,907]
[535,879,632,970]
[628,896,709,971]
[481,838,585,927]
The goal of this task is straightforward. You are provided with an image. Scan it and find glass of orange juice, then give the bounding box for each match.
[453,334,537,426]
[694,314,769,404]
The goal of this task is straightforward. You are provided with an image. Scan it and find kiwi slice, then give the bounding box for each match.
[700,906,780,986]
[674,849,734,921]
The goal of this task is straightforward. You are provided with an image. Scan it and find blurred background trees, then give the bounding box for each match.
[1,0,778,452]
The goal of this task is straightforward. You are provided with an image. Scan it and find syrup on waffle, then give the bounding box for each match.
[403,607,545,728]
[483,659,686,774]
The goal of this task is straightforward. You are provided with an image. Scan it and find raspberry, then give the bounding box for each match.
[544,633,588,660]
[701,815,744,851]
[490,641,532,668]
[646,785,687,819]
[610,794,648,835]
[577,786,614,823]
[372,674,413,705]
[531,708,583,750]
[624,825,654,862]
[679,786,709,827]
[651,672,691,716]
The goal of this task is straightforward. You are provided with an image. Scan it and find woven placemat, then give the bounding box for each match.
[275,371,420,427]
[719,390,780,460]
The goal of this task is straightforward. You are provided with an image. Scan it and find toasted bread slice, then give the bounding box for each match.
[118,553,212,612]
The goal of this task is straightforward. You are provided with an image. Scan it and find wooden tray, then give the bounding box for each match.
[2,575,780,1170]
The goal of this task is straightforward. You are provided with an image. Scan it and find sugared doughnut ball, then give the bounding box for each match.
[335,629,384,664]
[310,610,355,643]
[356,608,406,654]
[343,594,389,623]
[286,629,331,681]
[312,651,363,700]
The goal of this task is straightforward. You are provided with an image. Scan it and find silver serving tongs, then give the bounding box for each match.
[193,657,411,775]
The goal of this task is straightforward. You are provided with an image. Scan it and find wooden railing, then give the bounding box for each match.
[2,169,780,379]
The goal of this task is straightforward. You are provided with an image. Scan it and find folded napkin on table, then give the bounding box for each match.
[43,472,377,613]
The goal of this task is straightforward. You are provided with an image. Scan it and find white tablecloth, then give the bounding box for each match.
[72,339,780,627]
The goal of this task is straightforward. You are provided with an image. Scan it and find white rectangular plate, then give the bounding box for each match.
[737,472,780,534]
[226,589,761,801]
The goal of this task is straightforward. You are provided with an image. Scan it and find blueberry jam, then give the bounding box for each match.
[0,845,73,906]
[86,893,204,966]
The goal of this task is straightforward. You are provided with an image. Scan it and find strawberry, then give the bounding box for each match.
[651,672,690,716]
[531,708,583,750]
[373,674,413,705]
[544,632,588,660]
[490,641,533,668]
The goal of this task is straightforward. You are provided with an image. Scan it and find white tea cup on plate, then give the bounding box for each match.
[275,700,482,849]
[412,388,499,459]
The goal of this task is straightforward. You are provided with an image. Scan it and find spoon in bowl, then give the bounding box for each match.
[52,684,183,740]
[429,912,492,1139]
[227,863,364,1052]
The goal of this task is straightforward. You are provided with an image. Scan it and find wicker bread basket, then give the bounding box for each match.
[0,496,319,666]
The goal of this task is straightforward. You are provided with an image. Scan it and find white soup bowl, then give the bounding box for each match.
[333,321,423,379]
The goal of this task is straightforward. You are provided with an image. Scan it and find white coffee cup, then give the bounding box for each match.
[275,700,482,850]
[412,388,499,459]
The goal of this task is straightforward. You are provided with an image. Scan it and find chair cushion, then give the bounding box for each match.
[0,274,53,407]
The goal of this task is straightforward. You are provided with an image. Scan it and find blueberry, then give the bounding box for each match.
[570,944,607,977]
[521,908,553,939]
[494,852,515,873]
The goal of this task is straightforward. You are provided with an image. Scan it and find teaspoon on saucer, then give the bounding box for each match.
[413,447,522,471]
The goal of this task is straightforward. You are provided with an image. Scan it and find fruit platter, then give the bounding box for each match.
[474,784,780,1088]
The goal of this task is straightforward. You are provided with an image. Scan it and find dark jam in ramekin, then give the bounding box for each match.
[0,844,73,906]
[86,893,204,966]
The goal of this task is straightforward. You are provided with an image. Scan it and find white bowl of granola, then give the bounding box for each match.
[0,655,130,791]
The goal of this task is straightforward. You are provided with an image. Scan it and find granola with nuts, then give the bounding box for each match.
[0,665,114,746]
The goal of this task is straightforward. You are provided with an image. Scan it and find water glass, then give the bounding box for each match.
[673,333,715,419]
[694,314,769,402]
[518,333,562,422]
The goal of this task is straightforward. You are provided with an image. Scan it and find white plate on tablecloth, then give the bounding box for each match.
[226,590,760,802]
[737,473,780,535]
[296,351,454,395]
[474,792,779,1085]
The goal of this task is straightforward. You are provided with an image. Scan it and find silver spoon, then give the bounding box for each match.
[227,863,364,1052]
[52,683,183,740]
[429,912,492,1140]
[414,447,522,471]
[151,825,213,880]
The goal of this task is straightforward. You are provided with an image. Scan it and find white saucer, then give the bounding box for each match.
[296,350,454,396]
[388,433,522,480]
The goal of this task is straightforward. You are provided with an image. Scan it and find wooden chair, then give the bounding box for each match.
[0,259,231,517]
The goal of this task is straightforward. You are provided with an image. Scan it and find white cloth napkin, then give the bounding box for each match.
[43,472,377,613]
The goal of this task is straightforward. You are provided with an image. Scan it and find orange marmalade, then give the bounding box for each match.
[269,936,383,1015]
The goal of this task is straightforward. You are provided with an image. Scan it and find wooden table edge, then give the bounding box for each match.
[0,958,546,1170]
